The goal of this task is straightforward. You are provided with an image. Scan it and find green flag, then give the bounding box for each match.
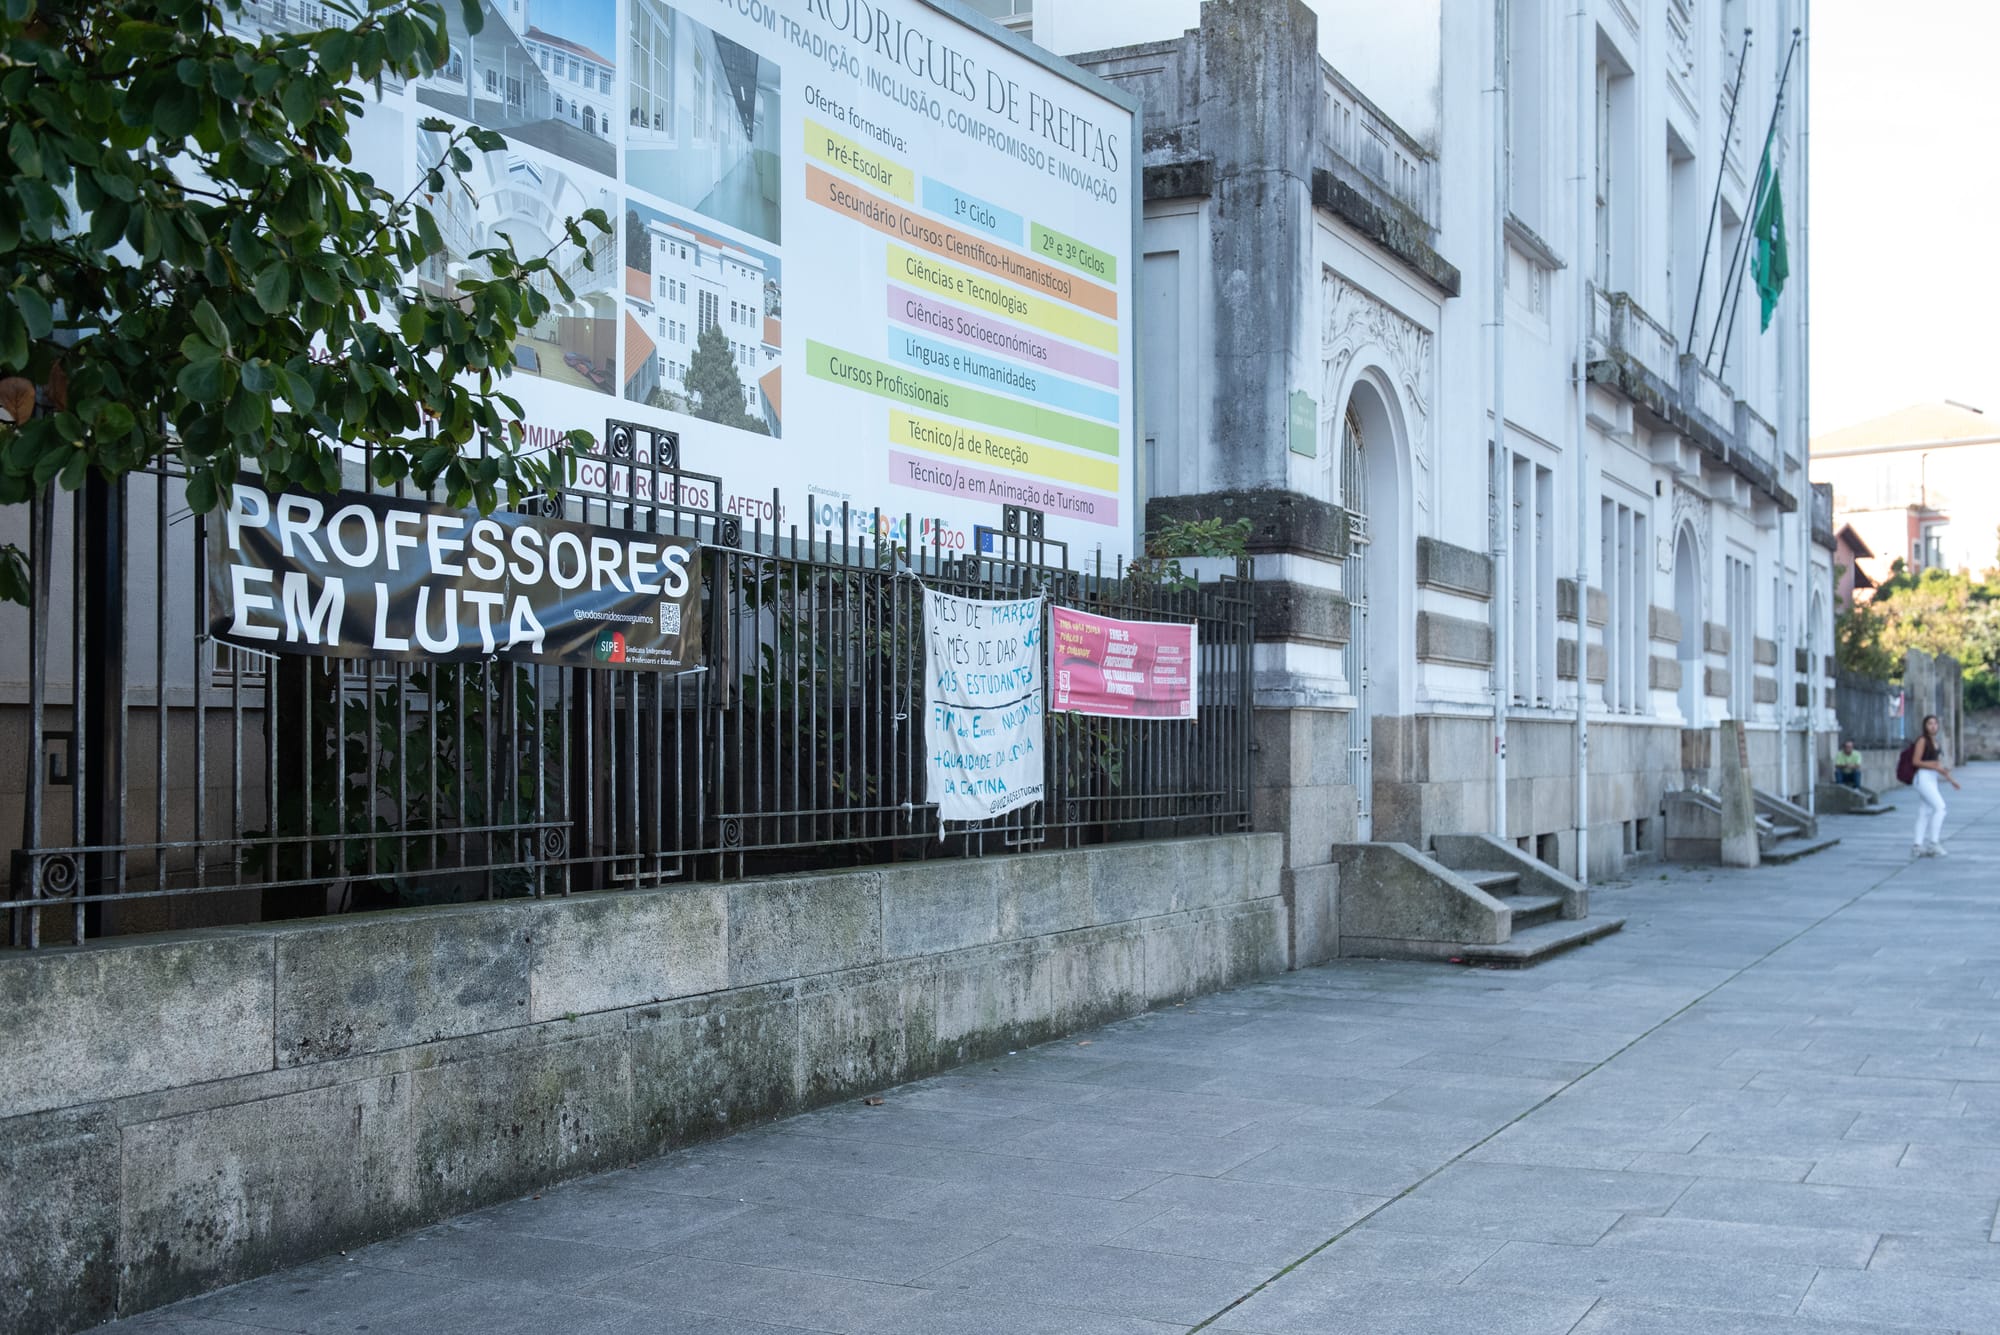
[1752,155,1789,331]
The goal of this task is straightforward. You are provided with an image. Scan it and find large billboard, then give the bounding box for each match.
[228,0,1138,562]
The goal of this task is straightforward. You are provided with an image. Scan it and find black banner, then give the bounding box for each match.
[207,482,703,671]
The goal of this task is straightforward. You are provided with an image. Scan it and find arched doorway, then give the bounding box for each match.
[1341,404,1372,836]
[1673,524,1701,723]
[1338,375,1408,840]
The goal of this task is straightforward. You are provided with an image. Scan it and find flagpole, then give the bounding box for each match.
[1687,29,1752,352]
[1711,150,1772,378]
[1709,30,1802,375]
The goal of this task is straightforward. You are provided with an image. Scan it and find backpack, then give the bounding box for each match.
[1895,743,1917,785]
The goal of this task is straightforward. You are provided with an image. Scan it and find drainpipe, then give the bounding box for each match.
[1798,12,1816,809]
[1571,0,1591,882]
[1491,0,1511,843]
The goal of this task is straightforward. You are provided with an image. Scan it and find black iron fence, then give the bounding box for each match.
[2,423,1254,947]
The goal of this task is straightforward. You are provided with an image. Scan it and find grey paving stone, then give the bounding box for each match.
[1286,1229,1503,1284]
[1463,1237,1818,1315]
[1624,1149,1815,1182]
[1025,1084,1306,1136]
[1409,1160,1697,1214]
[662,1202,999,1284]
[1215,1272,1595,1335]
[1845,1110,2000,1146]
[917,1236,1266,1325]
[363,1284,640,1335]
[875,1177,1167,1245]
[1868,1233,2000,1281]
[697,1127,949,1177]
[1396,1050,1599,1083]
[1567,1299,1958,1335]
[863,1290,1191,1335]
[1358,1196,1623,1246]
[77,1319,251,1335]
[1224,1142,1439,1196]
[1103,1206,1342,1268]
[1274,1106,1495,1157]
[1192,1067,1412,1109]
[782,1102,1030,1151]
[592,1255,922,1330]
[477,1176,754,1249]
[988,1117,1278,1177]
[591,1309,838,1335]
[1668,1176,2000,1237]
[1124,1174,1384,1230]
[1598,1214,1880,1269]
[1798,1265,2000,1330]
[347,1216,655,1291]
[622,1155,942,1216]
[914,1147,1170,1200]
[1465,1136,1640,1173]
[166,1257,444,1333]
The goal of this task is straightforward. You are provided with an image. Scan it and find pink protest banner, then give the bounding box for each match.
[1049,607,1199,719]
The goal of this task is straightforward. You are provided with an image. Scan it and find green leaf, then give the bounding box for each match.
[185,467,217,516]
[0,543,30,607]
[0,304,26,370]
[254,264,290,314]
[191,298,228,350]
[153,84,199,139]
[12,287,52,340]
[57,449,90,492]
[7,122,41,178]
[273,365,316,411]
[459,0,485,36]
[177,357,226,403]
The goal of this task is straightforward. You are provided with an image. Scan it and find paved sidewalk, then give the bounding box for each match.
[112,767,2000,1335]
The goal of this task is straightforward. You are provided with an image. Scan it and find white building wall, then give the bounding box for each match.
[1049,0,1823,867]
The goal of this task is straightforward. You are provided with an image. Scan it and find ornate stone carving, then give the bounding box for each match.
[1660,479,1711,574]
[1320,269,1434,519]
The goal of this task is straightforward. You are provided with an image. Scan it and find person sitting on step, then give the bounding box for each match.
[1833,739,1864,790]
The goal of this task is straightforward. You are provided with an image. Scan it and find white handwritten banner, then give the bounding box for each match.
[922,588,1045,823]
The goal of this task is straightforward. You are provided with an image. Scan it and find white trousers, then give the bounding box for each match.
[1913,769,1947,847]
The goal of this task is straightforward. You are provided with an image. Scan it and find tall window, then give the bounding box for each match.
[1505,450,1555,707]
[1505,0,1545,229]
[1594,48,1633,291]
[1667,129,1696,337]
[1601,497,1650,713]
[698,289,718,333]
[1726,553,1755,718]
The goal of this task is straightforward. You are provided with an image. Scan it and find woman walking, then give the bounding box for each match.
[1910,713,1960,858]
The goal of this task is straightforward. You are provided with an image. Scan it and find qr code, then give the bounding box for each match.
[659,601,682,635]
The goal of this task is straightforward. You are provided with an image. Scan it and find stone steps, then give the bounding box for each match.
[1457,915,1626,968]
[1455,869,1565,931]
[1762,833,1842,865]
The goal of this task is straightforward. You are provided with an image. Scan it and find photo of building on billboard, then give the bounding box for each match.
[622,199,781,437]
[417,0,617,178]
[627,1,782,244]
[418,127,618,396]
[222,0,407,89]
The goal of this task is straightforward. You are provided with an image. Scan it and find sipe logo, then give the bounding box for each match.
[593,629,627,663]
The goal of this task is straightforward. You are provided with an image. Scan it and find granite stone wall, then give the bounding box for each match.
[1,835,1284,1334]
